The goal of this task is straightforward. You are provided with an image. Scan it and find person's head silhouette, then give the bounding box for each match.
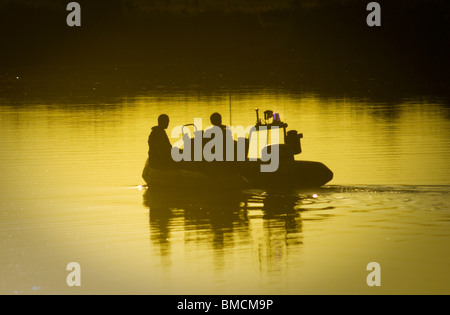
[158,114,169,129]
[210,112,223,127]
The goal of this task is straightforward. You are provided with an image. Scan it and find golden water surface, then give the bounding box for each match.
[1,87,449,294]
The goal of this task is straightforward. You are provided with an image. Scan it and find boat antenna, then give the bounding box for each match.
[229,88,232,126]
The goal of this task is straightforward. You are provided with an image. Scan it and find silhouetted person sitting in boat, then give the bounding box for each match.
[148,114,174,169]
[208,112,249,162]
[210,112,226,130]
[208,112,228,162]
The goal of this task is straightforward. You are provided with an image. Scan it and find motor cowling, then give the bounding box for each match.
[285,130,303,155]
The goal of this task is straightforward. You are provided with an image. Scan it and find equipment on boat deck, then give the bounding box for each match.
[254,108,303,157]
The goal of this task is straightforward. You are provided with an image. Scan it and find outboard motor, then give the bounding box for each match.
[285,130,303,155]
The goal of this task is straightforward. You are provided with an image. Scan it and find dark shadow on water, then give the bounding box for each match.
[1,1,448,100]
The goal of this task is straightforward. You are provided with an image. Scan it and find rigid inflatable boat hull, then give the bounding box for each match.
[142,159,333,191]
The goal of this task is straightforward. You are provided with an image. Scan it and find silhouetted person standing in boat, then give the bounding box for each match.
[148,114,173,169]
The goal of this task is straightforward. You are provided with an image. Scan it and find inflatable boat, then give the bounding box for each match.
[142,109,333,191]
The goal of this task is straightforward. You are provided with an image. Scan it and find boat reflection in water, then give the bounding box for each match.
[142,185,332,272]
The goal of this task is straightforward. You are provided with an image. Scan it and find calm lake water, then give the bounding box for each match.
[1,86,449,294]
